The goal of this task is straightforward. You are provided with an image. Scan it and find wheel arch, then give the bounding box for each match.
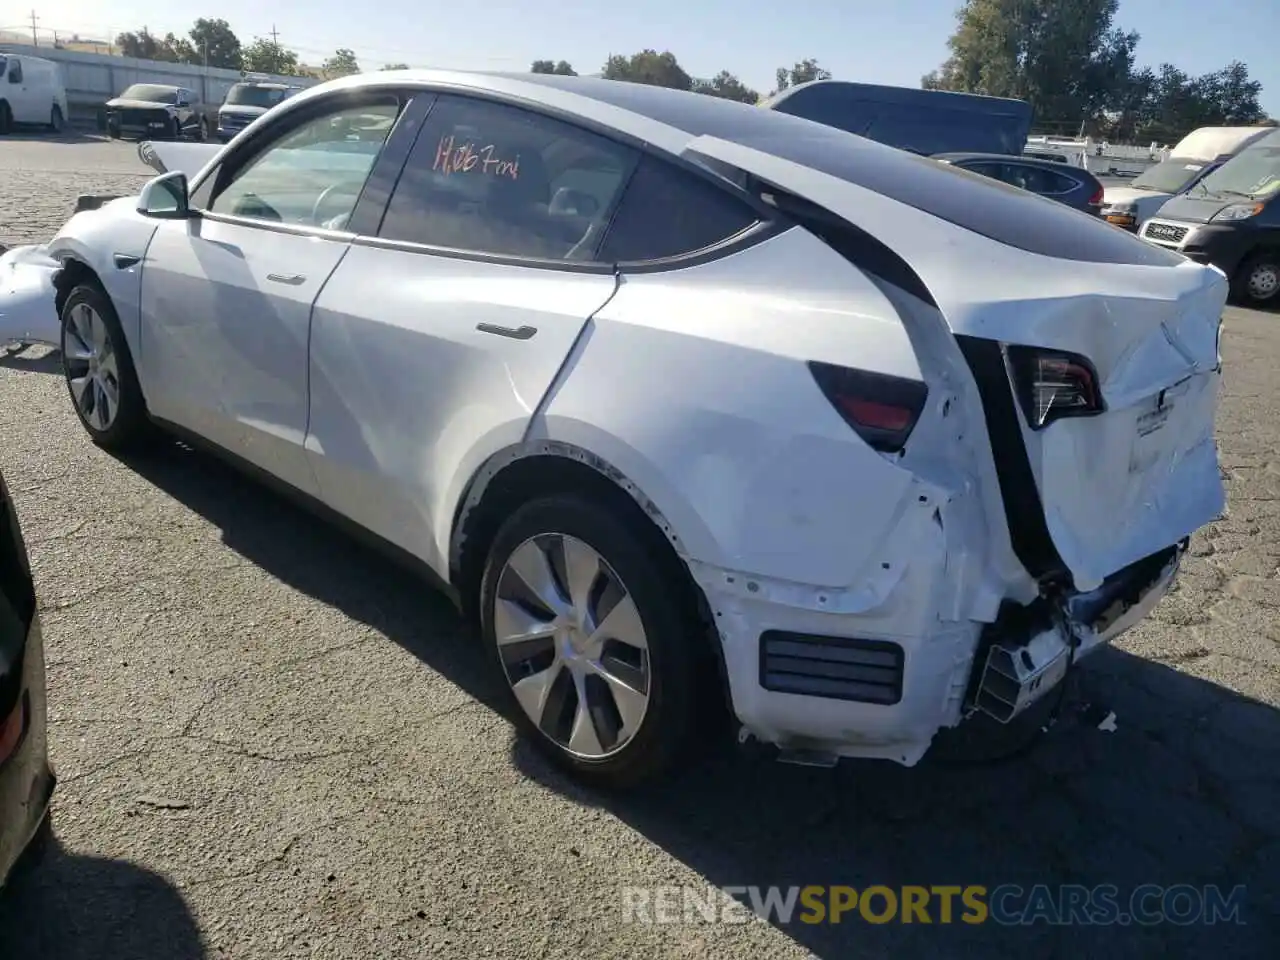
[449,442,732,710]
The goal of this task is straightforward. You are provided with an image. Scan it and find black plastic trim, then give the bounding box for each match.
[955,335,1070,585]
[759,631,904,705]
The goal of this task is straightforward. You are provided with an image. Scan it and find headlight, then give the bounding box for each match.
[1211,202,1264,222]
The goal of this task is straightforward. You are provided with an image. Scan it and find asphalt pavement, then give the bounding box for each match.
[0,135,1276,960]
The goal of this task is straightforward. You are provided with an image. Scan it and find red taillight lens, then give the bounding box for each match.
[1088,185,1104,206]
[1007,346,1104,429]
[808,361,928,453]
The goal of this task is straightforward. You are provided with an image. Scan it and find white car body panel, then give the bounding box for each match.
[0,246,60,345]
[306,243,618,572]
[2,72,1231,769]
[682,134,1227,590]
[138,217,350,496]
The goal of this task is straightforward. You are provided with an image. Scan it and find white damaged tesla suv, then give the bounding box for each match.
[30,71,1226,787]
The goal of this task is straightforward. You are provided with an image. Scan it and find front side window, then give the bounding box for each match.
[378,94,637,261]
[207,98,402,228]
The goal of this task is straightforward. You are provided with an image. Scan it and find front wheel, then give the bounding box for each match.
[479,496,701,789]
[59,283,153,450]
[48,105,64,133]
[166,116,179,140]
[1233,252,1280,307]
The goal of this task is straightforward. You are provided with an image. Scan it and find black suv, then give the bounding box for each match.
[1138,129,1280,307]
[105,83,212,141]
[0,466,54,888]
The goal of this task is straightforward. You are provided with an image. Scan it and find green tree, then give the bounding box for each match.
[921,0,1140,126]
[323,48,361,79]
[242,38,300,76]
[188,18,242,70]
[531,59,577,76]
[773,58,832,93]
[693,70,759,104]
[114,28,175,62]
[164,32,197,64]
[601,50,692,90]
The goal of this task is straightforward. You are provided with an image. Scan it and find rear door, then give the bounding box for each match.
[305,92,635,571]
[683,134,1226,590]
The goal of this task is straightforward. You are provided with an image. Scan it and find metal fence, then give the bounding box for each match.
[0,42,321,125]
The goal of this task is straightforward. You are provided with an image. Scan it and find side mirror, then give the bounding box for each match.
[137,171,193,219]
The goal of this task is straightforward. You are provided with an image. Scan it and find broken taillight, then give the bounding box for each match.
[808,361,928,453]
[1007,346,1104,429]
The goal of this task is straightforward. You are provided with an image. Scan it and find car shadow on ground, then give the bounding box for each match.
[117,439,1279,959]
[0,829,204,958]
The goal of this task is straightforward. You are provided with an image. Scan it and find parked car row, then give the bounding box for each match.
[105,75,305,144]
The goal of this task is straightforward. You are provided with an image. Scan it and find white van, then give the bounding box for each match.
[1099,125,1276,232]
[0,53,70,133]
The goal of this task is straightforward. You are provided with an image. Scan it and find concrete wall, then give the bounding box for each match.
[0,43,321,125]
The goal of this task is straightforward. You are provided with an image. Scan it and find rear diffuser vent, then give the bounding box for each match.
[759,631,904,705]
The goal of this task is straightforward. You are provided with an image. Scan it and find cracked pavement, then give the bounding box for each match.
[0,137,1277,959]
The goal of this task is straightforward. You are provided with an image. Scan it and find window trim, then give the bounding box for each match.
[189,87,420,238]
[355,84,780,274]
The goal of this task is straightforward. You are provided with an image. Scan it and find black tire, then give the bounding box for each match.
[166,116,179,140]
[48,105,64,133]
[1231,251,1280,308]
[107,124,120,139]
[479,496,701,790]
[59,282,154,451]
[0,101,12,135]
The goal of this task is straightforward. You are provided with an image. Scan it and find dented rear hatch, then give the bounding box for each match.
[684,133,1226,591]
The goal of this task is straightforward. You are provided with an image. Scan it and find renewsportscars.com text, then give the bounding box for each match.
[621,884,1247,926]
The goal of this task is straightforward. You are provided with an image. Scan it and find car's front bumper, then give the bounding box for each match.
[0,614,55,889]
[706,541,1184,766]
[0,245,60,347]
[1139,218,1256,278]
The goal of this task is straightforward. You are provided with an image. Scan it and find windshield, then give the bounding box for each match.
[1197,135,1280,199]
[225,84,289,108]
[120,84,178,104]
[1130,157,1207,194]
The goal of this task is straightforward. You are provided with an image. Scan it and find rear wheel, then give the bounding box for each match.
[479,496,701,789]
[166,116,179,140]
[59,283,153,450]
[1233,252,1280,307]
[0,101,12,135]
[48,105,64,133]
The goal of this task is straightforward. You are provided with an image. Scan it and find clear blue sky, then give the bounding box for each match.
[18,0,1280,114]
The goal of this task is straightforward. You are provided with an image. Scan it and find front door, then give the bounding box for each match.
[138,94,409,497]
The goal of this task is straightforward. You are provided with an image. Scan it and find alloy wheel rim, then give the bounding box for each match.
[63,302,121,431]
[1248,263,1278,300]
[494,533,652,759]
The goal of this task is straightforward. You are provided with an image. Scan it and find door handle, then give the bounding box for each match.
[267,273,306,285]
[476,323,537,340]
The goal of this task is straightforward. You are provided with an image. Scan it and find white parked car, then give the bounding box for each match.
[7,71,1228,787]
[0,53,69,133]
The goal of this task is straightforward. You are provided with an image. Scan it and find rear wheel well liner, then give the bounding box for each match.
[450,444,731,715]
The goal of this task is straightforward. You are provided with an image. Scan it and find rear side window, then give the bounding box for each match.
[8,59,22,84]
[378,94,637,261]
[596,155,759,263]
[1000,164,1078,195]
